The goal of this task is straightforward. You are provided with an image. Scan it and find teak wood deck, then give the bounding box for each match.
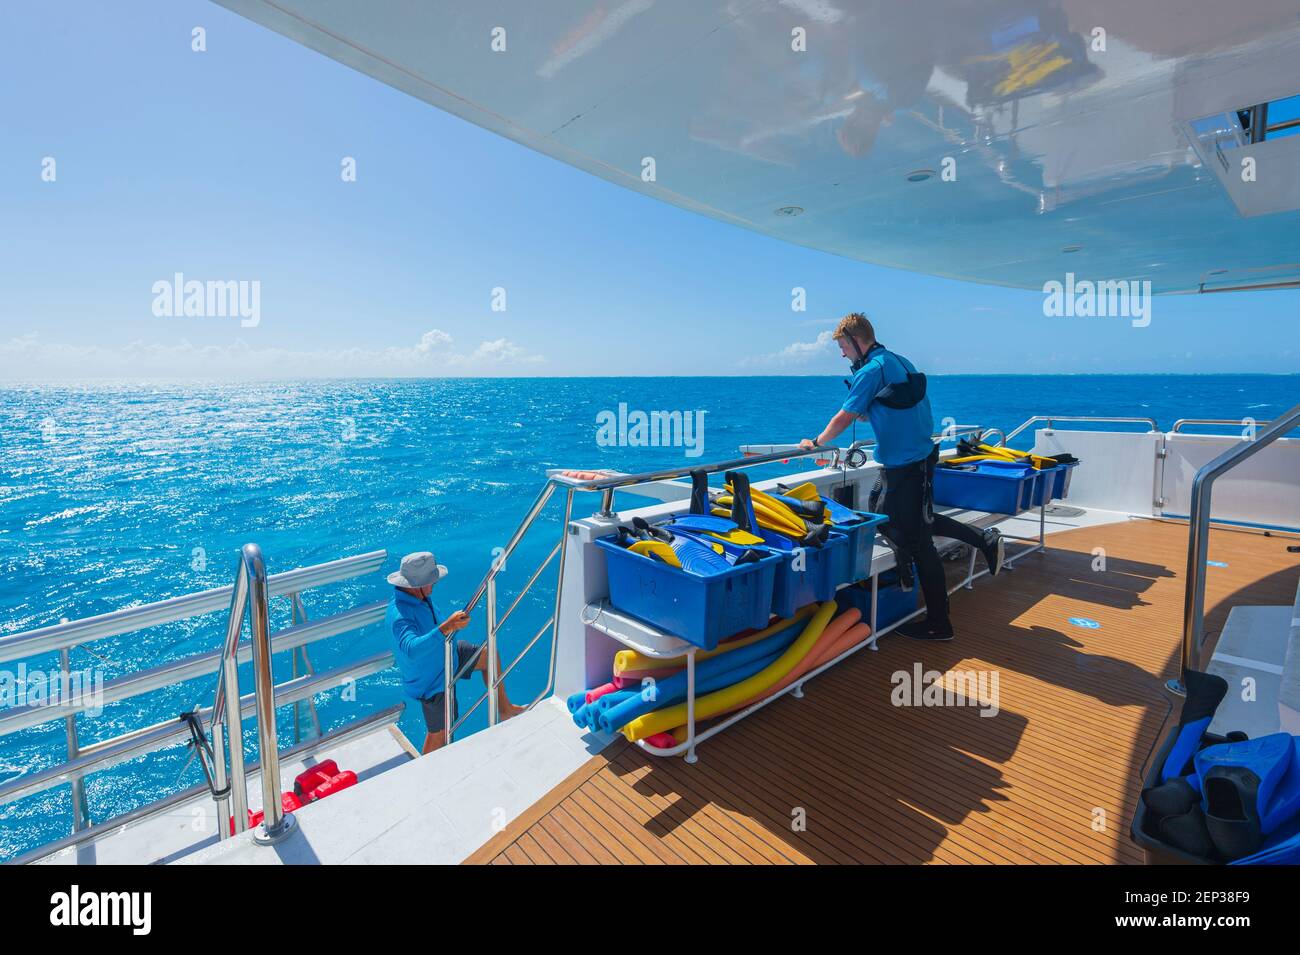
[468,519,1300,865]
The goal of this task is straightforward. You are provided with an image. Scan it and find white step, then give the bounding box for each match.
[176,697,616,865]
[1207,605,1295,739]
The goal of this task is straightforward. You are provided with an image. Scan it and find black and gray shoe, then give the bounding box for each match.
[981,528,1005,577]
[896,617,954,641]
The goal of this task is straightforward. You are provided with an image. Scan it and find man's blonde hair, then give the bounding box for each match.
[833,312,875,345]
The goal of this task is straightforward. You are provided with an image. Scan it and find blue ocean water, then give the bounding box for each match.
[0,373,1295,859]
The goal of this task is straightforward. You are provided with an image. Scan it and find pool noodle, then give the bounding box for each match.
[612,605,816,675]
[622,600,837,741]
[660,621,873,748]
[597,629,798,734]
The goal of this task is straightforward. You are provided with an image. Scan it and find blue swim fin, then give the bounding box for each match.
[1195,732,1300,859]
[670,536,731,575]
[1161,669,1228,784]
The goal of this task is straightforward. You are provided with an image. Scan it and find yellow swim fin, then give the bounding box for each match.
[627,539,681,567]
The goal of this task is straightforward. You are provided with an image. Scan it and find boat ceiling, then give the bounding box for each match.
[214,1,1300,293]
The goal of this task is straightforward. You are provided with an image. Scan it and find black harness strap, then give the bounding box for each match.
[181,708,230,800]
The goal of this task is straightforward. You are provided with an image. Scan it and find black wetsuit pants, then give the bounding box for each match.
[878,445,987,629]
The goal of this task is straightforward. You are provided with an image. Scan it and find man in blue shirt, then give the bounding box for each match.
[385,551,523,753]
[802,313,1003,641]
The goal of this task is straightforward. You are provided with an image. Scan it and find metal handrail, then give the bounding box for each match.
[0,651,393,809]
[0,602,385,735]
[206,544,296,844]
[2,545,390,861]
[1001,415,1160,445]
[10,703,403,866]
[0,550,386,664]
[1170,417,1295,434]
[1167,402,1300,696]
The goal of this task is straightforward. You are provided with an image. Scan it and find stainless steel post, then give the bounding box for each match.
[246,545,296,844]
[210,719,231,840]
[222,651,249,833]
[59,647,90,832]
[443,628,455,744]
[487,576,499,727]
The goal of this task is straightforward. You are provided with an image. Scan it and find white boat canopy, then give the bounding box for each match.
[214,0,1300,293]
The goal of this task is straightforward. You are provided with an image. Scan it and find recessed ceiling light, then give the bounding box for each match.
[775,205,803,217]
[1061,244,1083,253]
[906,169,935,182]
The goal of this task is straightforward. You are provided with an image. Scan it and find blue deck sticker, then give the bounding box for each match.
[1068,617,1101,629]
[1206,560,1229,568]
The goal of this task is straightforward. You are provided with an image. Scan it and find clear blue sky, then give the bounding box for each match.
[2,0,1297,378]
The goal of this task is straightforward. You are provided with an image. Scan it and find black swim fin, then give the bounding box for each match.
[724,470,759,536]
[688,468,709,516]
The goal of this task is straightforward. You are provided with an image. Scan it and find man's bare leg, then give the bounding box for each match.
[474,646,525,719]
[422,729,447,755]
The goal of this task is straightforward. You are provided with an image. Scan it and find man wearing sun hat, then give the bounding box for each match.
[385,551,524,754]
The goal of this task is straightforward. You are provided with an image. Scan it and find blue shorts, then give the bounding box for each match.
[418,640,480,733]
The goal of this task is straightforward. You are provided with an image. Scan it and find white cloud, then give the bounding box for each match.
[0,330,546,379]
[414,329,454,354]
[470,338,544,364]
[742,329,836,367]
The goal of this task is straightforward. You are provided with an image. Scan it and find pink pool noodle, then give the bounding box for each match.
[642,732,678,749]
[585,682,619,704]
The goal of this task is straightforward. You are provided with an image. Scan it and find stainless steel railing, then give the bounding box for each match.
[1170,417,1297,434]
[1001,415,1159,445]
[208,544,295,843]
[0,652,392,809]
[1166,402,1300,696]
[0,550,386,664]
[0,548,389,850]
[8,704,403,867]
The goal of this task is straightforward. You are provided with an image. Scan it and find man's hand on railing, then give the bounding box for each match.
[440,610,471,637]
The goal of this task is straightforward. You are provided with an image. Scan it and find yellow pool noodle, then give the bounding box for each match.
[621,600,837,741]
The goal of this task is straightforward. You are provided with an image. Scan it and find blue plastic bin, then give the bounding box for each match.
[769,530,850,618]
[838,511,888,583]
[836,571,918,631]
[1028,464,1062,507]
[1051,460,1079,501]
[594,536,780,649]
[932,462,1037,515]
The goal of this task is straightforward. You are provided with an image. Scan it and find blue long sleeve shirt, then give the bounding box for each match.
[386,588,447,700]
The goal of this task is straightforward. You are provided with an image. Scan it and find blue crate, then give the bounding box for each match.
[1051,460,1080,500]
[769,530,850,618]
[835,573,919,631]
[1028,464,1062,506]
[932,461,1038,515]
[594,536,781,650]
[837,511,888,583]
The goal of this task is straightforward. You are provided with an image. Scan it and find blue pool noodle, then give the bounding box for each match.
[595,622,805,734]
